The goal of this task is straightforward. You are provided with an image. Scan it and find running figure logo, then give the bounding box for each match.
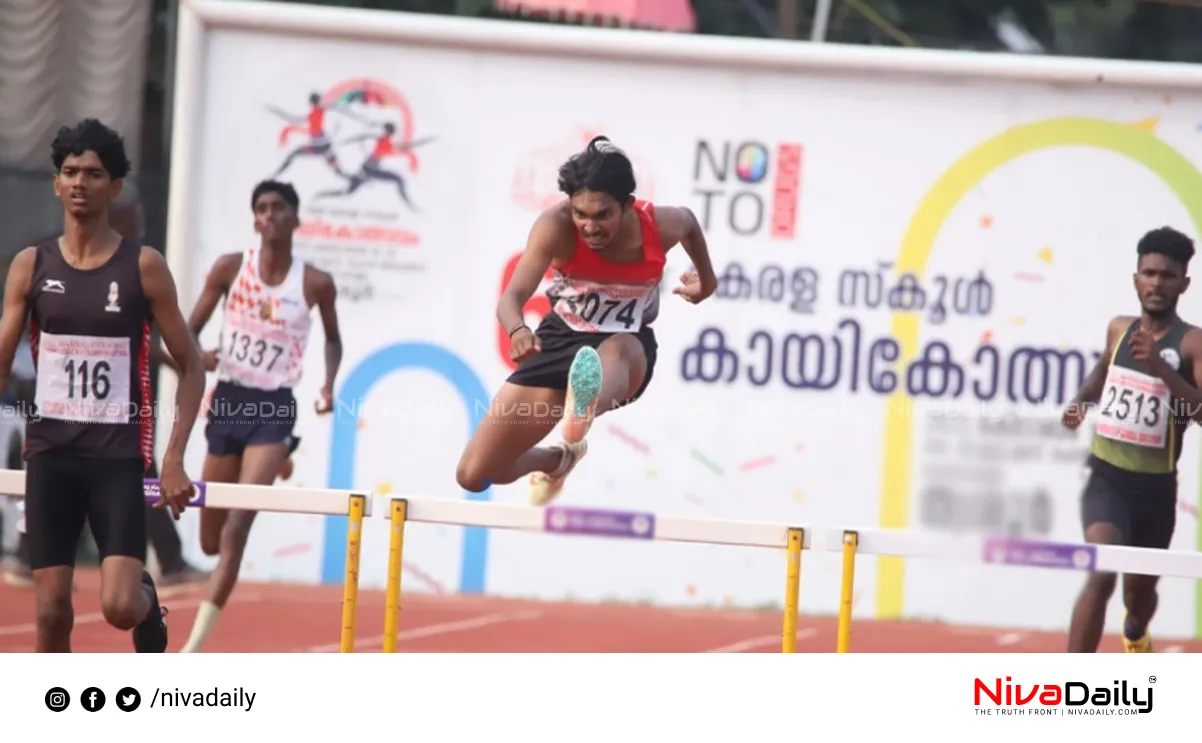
[266,79,434,211]
[314,122,433,209]
[268,92,349,179]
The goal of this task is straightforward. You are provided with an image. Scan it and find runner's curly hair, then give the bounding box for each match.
[1138,227,1195,270]
[557,135,636,204]
[50,118,131,180]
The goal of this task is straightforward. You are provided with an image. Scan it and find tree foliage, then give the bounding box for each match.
[253,0,1202,64]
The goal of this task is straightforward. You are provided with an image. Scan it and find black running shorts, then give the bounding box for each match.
[205,381,298,456]
[1080,454,1177,549]
[24,452,147,569]
[506,312,658,404]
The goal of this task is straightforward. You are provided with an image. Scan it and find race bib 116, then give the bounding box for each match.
[34,332,132,424]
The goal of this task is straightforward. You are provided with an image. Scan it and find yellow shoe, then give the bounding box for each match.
[1122,613,1154,653]
[529,440,588,506]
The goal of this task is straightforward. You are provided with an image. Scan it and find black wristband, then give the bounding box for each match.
[508,324,529,337]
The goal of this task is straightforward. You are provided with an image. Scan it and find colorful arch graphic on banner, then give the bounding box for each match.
[321,342,491,592]
[877,116,1202,636]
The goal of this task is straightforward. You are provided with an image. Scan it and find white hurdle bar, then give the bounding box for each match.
[0,469,373,654]
[377,497,811,653]
[7,467,1202,654]
[820,527,1202,652]
[373,496,1202,654]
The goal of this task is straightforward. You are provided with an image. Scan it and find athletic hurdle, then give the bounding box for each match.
[377,496,810,653]
[0,469,372,653]
[822,527,1202,652]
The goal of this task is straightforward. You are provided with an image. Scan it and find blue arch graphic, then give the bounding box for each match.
[320,342,492,592]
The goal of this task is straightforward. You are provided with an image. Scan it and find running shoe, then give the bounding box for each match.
[562,346,602,444]
[529,440,588,506]
[1121,612,1154,653]
[133,570,169,653]
[1,560,32,588]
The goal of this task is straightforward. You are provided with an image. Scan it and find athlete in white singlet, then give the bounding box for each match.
[456,136,718,505]
[178,180,342,653]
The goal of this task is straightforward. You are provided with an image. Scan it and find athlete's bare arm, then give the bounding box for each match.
[140,248,205,474]
[153,252,239,373]
[1183,328,1202,425]
[654,205,718,302]
[1071,315,1133,407]
[497,210,572,335]
[0,248,35,396]
[150,338,178,374]
[306,266,342,412]
[185,252,243,371]
[187,252,243,336]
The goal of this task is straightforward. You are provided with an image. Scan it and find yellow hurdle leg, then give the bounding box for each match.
[836,530,858,653]
[782,527,804,653]
[383,498,409,653]
[339,494,367,653]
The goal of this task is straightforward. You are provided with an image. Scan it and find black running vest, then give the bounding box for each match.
[24,237,154,469]
[1089,318,1195,474]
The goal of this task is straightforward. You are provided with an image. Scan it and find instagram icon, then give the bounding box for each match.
[44,687,70,712]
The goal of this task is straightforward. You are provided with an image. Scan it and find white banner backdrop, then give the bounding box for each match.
[166,0,1202,638]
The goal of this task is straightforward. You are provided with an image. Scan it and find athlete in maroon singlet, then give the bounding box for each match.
[456,136,718,505]
[0,119,205,652]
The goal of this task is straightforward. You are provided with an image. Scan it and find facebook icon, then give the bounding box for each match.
[81,687,106,712]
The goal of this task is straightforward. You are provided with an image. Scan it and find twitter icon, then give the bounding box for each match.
[115,687,141,712]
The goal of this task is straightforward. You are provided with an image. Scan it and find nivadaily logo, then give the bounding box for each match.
[974,676,1154,716]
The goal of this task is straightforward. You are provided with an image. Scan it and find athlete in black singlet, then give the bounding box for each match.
[0,119,206,652]
[2,183,211,589]
[1062,227,1202,653]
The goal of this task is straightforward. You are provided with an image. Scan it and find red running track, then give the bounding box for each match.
[1,569,1199,652]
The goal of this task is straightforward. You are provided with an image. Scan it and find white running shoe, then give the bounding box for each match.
[529,440,588,506]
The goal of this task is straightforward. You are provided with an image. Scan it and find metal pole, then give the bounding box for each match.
[777,0,799,38]
[781,528,804,652]
[811,0,834,42]
[161,0,179,168]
